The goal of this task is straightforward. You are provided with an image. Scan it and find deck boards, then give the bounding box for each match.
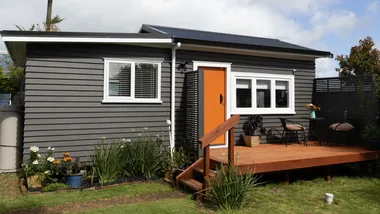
[210,142,380,173]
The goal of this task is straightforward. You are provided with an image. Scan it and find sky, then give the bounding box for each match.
[0,0,379,77]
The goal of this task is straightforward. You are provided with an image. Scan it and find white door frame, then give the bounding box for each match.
[193,61,231,148]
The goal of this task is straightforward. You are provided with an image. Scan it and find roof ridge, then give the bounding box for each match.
[143,24,281,41]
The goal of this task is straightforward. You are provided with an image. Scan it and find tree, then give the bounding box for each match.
[15,0,64,32]
[336,37,380,76]
[0,56,24,96]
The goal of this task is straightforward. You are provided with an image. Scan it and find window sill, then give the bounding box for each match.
[230,110,296,115]
[102,99,163,104]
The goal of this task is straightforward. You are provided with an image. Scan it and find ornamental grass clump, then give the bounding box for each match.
[203,165,260,211]
[91,138,122,185]
[120,136,162,179]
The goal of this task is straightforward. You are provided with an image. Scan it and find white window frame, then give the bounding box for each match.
[231,72,295,115]
[102,58,162,103]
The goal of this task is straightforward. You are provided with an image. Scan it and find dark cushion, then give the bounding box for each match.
[329,123,354,131]
[286,124,304,131]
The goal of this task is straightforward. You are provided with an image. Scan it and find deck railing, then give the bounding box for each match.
[198,115,240,190]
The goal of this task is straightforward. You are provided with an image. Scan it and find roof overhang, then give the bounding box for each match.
[1,31,173,66]
[180,43,333,61]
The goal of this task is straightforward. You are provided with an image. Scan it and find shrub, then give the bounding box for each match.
[363,124,380,139]
[120,136,162,179]
[42,183,69,192]
[203,165,260,211]
[91,139,121,185]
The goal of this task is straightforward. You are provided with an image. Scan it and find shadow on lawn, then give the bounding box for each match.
[349,183,380,204]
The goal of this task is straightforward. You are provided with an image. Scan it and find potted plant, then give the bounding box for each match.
[363,124,380,150]
[161,145,191,182]
[62,152,85,188]
[242,115,266,147]
[305,104,321,118]
[22,146,46,188]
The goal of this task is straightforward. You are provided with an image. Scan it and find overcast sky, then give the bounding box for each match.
[0,0,379,77]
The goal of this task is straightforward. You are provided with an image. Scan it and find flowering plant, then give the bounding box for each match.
[305,104,321,111]
[22,146,46,177]
[61,152,84,176]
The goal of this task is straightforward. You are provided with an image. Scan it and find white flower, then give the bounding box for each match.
[120,145,125,148]
[126,139,131,142]
[51,147,55,151]
[137,133,141,136]
[47,157,54,162]
[143,127,148,130]
[44,170,51,174]
[166,120,172,125]
[156,134,160,137]
[131,129,135,132]
[37,154,41,158]
[29,146,39,153]
[100,137,106,140]
[80,170,86,174]
[48,146,51,150]
[32,160,39,165]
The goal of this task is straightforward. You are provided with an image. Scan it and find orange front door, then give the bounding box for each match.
[202,67,226,145]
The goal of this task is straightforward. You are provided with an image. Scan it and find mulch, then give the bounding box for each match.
[6,191,186,214]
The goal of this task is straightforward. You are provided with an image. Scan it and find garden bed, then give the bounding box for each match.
[20,177,158,194]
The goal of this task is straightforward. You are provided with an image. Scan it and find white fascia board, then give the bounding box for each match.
[1,36,173,44]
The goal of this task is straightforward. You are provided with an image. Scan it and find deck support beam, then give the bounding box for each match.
[371,160,377,175]
[327,166,332,182]
[285,171,290,185]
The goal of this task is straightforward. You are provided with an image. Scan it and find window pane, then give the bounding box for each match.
[276,81,289,108]
[236,79,252,108]
[109,62,131,97]
[135,63,158,98]
[257,80,271,108]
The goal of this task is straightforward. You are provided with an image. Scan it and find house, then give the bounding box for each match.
[0,25,332,160]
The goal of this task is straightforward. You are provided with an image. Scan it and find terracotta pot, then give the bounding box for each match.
[27,174,43,188]
[244,135,261,147]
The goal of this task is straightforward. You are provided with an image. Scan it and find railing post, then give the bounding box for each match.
[228,127,235,166]
[203,145,210,191]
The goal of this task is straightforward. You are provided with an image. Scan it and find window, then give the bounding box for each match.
[103,59,161,103]
[232,72,295,114]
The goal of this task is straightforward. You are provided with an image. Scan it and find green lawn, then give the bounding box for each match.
[0,175,173,213]
[76,198,201,214]
[2,173,380,213]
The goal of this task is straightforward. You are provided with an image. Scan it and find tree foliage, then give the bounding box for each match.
[336,37,380,76]
[15,15,64,32]
[0,57,24,95]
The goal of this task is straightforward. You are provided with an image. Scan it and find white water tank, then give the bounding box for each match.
[0,106,23,173]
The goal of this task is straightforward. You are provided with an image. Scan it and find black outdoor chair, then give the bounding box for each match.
[328,110,354,145]
[279,118,306,147]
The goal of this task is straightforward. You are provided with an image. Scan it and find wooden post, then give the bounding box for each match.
[228,127,235,166]
[327,166,332,182]
[371,160,377,176]
[285,171,290,185]
[360,161,369,174]
[203,145,210,191]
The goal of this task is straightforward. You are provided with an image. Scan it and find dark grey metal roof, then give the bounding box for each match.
[141,24,332,57]
[0,30,171,39]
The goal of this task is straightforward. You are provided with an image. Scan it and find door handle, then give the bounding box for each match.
[220,94,223,104]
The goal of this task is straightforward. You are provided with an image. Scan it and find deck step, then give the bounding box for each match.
[193,168,216,177]
[180,179,202,192]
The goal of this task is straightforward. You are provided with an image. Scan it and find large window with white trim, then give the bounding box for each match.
[103,59,161,103]
[231,72,295,114]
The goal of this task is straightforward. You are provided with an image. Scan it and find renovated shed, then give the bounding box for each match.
[1,24,332,160]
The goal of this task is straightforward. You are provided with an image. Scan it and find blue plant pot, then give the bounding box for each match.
[309,109,316,118]
[66,175,82,188]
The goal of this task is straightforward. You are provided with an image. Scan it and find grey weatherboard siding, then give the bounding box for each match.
[175,50,315,145]
[24,43,172,160]
[23,43,315,160]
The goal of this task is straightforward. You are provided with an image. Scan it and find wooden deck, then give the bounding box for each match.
[210,142,380,174]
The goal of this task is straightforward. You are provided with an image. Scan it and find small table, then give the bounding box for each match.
[300,117,325,146]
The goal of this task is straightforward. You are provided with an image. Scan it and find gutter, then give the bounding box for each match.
[170,42,181,155]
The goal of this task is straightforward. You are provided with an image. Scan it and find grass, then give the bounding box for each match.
[2,169,380,214]
[76,198,200,214]
[233,176,380,214]
[0,174,173,213]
